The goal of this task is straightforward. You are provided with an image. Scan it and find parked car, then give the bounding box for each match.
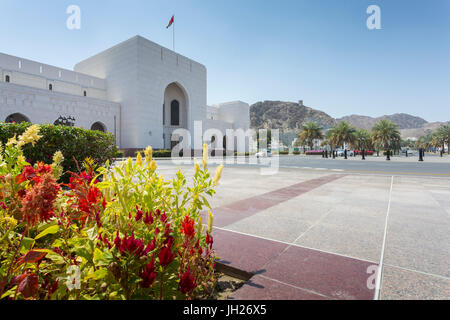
[256,149,272,158]
[336,149,353,157]
[401,149,415,156]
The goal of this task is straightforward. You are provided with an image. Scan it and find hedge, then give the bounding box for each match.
[306,150,324,155]
[0,122,118,182]
[135,149,173,158]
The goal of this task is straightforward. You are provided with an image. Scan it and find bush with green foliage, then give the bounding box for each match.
[0,122,117,181]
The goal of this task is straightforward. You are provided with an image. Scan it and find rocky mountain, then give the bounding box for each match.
[336,113,428,130]
[250,100,336,132]
[250,100,446,144]
[400,121,450,140]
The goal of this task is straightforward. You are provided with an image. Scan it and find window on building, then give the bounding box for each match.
[5,75,10,83]
[83,91,87,97]
[49,84,53,91]
[171,100,180,126]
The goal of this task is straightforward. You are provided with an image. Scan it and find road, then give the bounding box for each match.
[154,154,450,177]
[272,155,450,177]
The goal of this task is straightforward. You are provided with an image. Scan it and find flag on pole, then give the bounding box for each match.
[166,15,174,28]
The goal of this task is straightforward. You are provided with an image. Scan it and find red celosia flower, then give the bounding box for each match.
[114,232,150,258]
[87,187,101,205]
[145,238,156,254]
[80,171,93,183]
[143,211,153,225]
[95,210,102,228]
[205,232,213,249]
[114,231,121,247]
[21,172,60,226]
[178,269,197,294]
[160,212,168,223]
[181,215,196,238]
[158,246,175,268]
[102,197,107,210]
[0,202,7,210]
[16,166,36,184]
[164,236,174,248]
[140,258,157,288]
[36,162,52,175]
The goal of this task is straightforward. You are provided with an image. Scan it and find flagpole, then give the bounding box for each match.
[173,15,175,52]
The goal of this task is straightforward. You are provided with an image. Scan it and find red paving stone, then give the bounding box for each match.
[213,228,288,273]
[229,275,328,300]
[262,245,376,300]
[214,228,376,300]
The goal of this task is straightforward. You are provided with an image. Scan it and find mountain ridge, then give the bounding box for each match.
[249,100,448,142]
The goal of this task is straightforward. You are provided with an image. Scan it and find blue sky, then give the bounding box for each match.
[1,0,449,121]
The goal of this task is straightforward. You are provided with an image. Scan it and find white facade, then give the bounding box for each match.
[0,35,249,151]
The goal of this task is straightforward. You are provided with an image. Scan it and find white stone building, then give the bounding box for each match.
[0,35,250,152]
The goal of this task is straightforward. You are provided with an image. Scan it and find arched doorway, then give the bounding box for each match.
[5,113,30,123]
[91,122,106,132]
[163,82,188,149]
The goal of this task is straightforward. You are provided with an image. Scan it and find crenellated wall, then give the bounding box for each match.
[0,82,121,146]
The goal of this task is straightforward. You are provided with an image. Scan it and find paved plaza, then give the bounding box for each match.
[156,158,450,300]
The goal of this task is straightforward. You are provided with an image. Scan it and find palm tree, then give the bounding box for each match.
[354,129,373,151]
[416,133,433,151]
[328,122,357,157]
[298,122,324,151]
[435,125,450,154]
[371,120,401,160]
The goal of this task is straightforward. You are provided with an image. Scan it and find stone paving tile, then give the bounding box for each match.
[212,229,288,274]
[380,266,450,300]
[229,275,329,300]
[262,245,376,300]
[225,214,313,243]
[383,217,450,278]
[205,174,345,228]
[294,223,383,263]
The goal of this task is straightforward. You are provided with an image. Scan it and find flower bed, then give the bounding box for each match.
[0,126,222,300]
[355,150,374,156]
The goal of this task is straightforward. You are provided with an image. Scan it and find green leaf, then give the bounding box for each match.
[20,237,35,254]
[35,225,59,240]
[93,248,104,265]
[52,239,64,248]
[93,268,108,280]
[45,251,65,264]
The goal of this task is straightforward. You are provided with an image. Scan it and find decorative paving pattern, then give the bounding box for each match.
[213,228,376,300]
[203,174,345,228]
[204,174,377,300]
[157,162,450,300]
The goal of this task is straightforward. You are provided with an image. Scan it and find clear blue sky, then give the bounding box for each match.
[1,0,449,122]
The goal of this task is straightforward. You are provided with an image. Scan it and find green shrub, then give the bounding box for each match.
[278,151,289,155]
[293,151,301,155]
[115,150,125,158]
[0,122,117,182]
[136,149,173,158]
